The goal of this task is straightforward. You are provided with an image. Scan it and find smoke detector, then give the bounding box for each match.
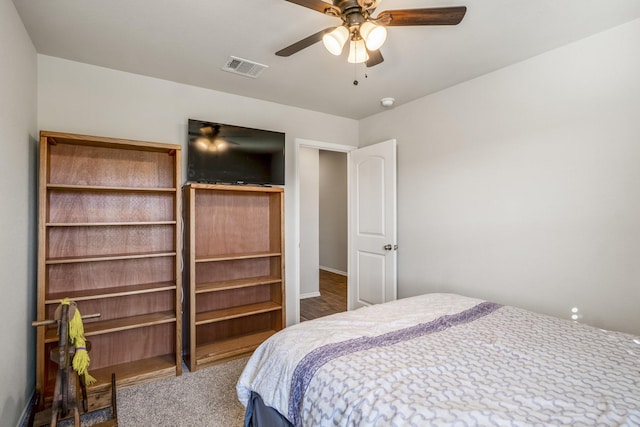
[222,56,268,78]
[380,97,395,108]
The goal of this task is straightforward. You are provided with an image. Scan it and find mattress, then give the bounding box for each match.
[237,293,640,426]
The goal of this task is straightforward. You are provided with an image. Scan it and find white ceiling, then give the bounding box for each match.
[13,0,640,119]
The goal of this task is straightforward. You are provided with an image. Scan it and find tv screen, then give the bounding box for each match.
[187,119,285,186]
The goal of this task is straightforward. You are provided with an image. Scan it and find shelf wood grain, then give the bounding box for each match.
[46,221,177,227]
[44,311,177,343]
[196,276,281,294]
[46,251,177,264]
[195,301,282,325]
[47,183,177,193]
[45,281,177,304]
[195,330,277,368]
[195,251,281,263]
[90,354,177,390]
[45,131,181,152]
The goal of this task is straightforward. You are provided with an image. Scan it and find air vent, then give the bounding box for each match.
[222,56,268,78]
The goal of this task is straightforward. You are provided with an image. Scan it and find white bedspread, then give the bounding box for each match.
[237,293,640,426]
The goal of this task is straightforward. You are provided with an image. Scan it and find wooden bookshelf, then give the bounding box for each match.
[184,183,285,371]
[35,131,182,408]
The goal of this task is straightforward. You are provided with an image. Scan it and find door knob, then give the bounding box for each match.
[384,244,393,251]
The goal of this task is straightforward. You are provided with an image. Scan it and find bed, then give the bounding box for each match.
[236,293,640,426]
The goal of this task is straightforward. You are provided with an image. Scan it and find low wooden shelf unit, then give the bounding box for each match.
[184,183,285,371]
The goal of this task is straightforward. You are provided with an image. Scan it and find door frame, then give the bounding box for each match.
[293,138,356,324]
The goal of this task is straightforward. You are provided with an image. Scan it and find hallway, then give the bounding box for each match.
[300,270,347,321]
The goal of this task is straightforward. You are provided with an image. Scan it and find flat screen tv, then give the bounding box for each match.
[187,119,285,186]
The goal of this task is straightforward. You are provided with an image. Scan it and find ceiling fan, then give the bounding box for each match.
[275,0,467,67]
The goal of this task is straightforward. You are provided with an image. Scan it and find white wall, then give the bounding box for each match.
[0,0,37,424]
[37,55,359,327]
[360,18,640,335]
[299,147,320,297]
[319,151,348,274]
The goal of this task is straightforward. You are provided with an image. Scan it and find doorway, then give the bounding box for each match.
[299,148,348,321]
[294,139,355,323]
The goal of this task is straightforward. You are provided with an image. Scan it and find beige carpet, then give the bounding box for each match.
[117,358,247,426]
[75,358,248,427]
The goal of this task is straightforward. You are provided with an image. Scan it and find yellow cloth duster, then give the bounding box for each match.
[61,298,97,385]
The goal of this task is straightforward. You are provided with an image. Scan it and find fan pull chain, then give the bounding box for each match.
[353,64,368,86]
[352,41,368,86]
[353,60,359,86]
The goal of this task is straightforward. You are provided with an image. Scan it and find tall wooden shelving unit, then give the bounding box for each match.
[36,131,182,407]
[184,183,285,371]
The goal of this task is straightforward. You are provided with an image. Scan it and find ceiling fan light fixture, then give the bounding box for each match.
[360,21,387,51]
[347,38,369,64]
[322,26,350,56]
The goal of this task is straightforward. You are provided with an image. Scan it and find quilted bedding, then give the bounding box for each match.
[237,293,640,426]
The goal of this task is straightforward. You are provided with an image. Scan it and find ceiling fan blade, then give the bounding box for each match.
[276,28,333,57]
[285,0,336,14]
[377,6,467,26]
[366,49,384,67]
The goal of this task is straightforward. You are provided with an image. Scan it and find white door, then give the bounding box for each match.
[349,139,397,309]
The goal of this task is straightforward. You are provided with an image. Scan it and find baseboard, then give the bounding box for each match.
[319,266,347,276]
[17,390,36,427]
[300,291,321,299]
